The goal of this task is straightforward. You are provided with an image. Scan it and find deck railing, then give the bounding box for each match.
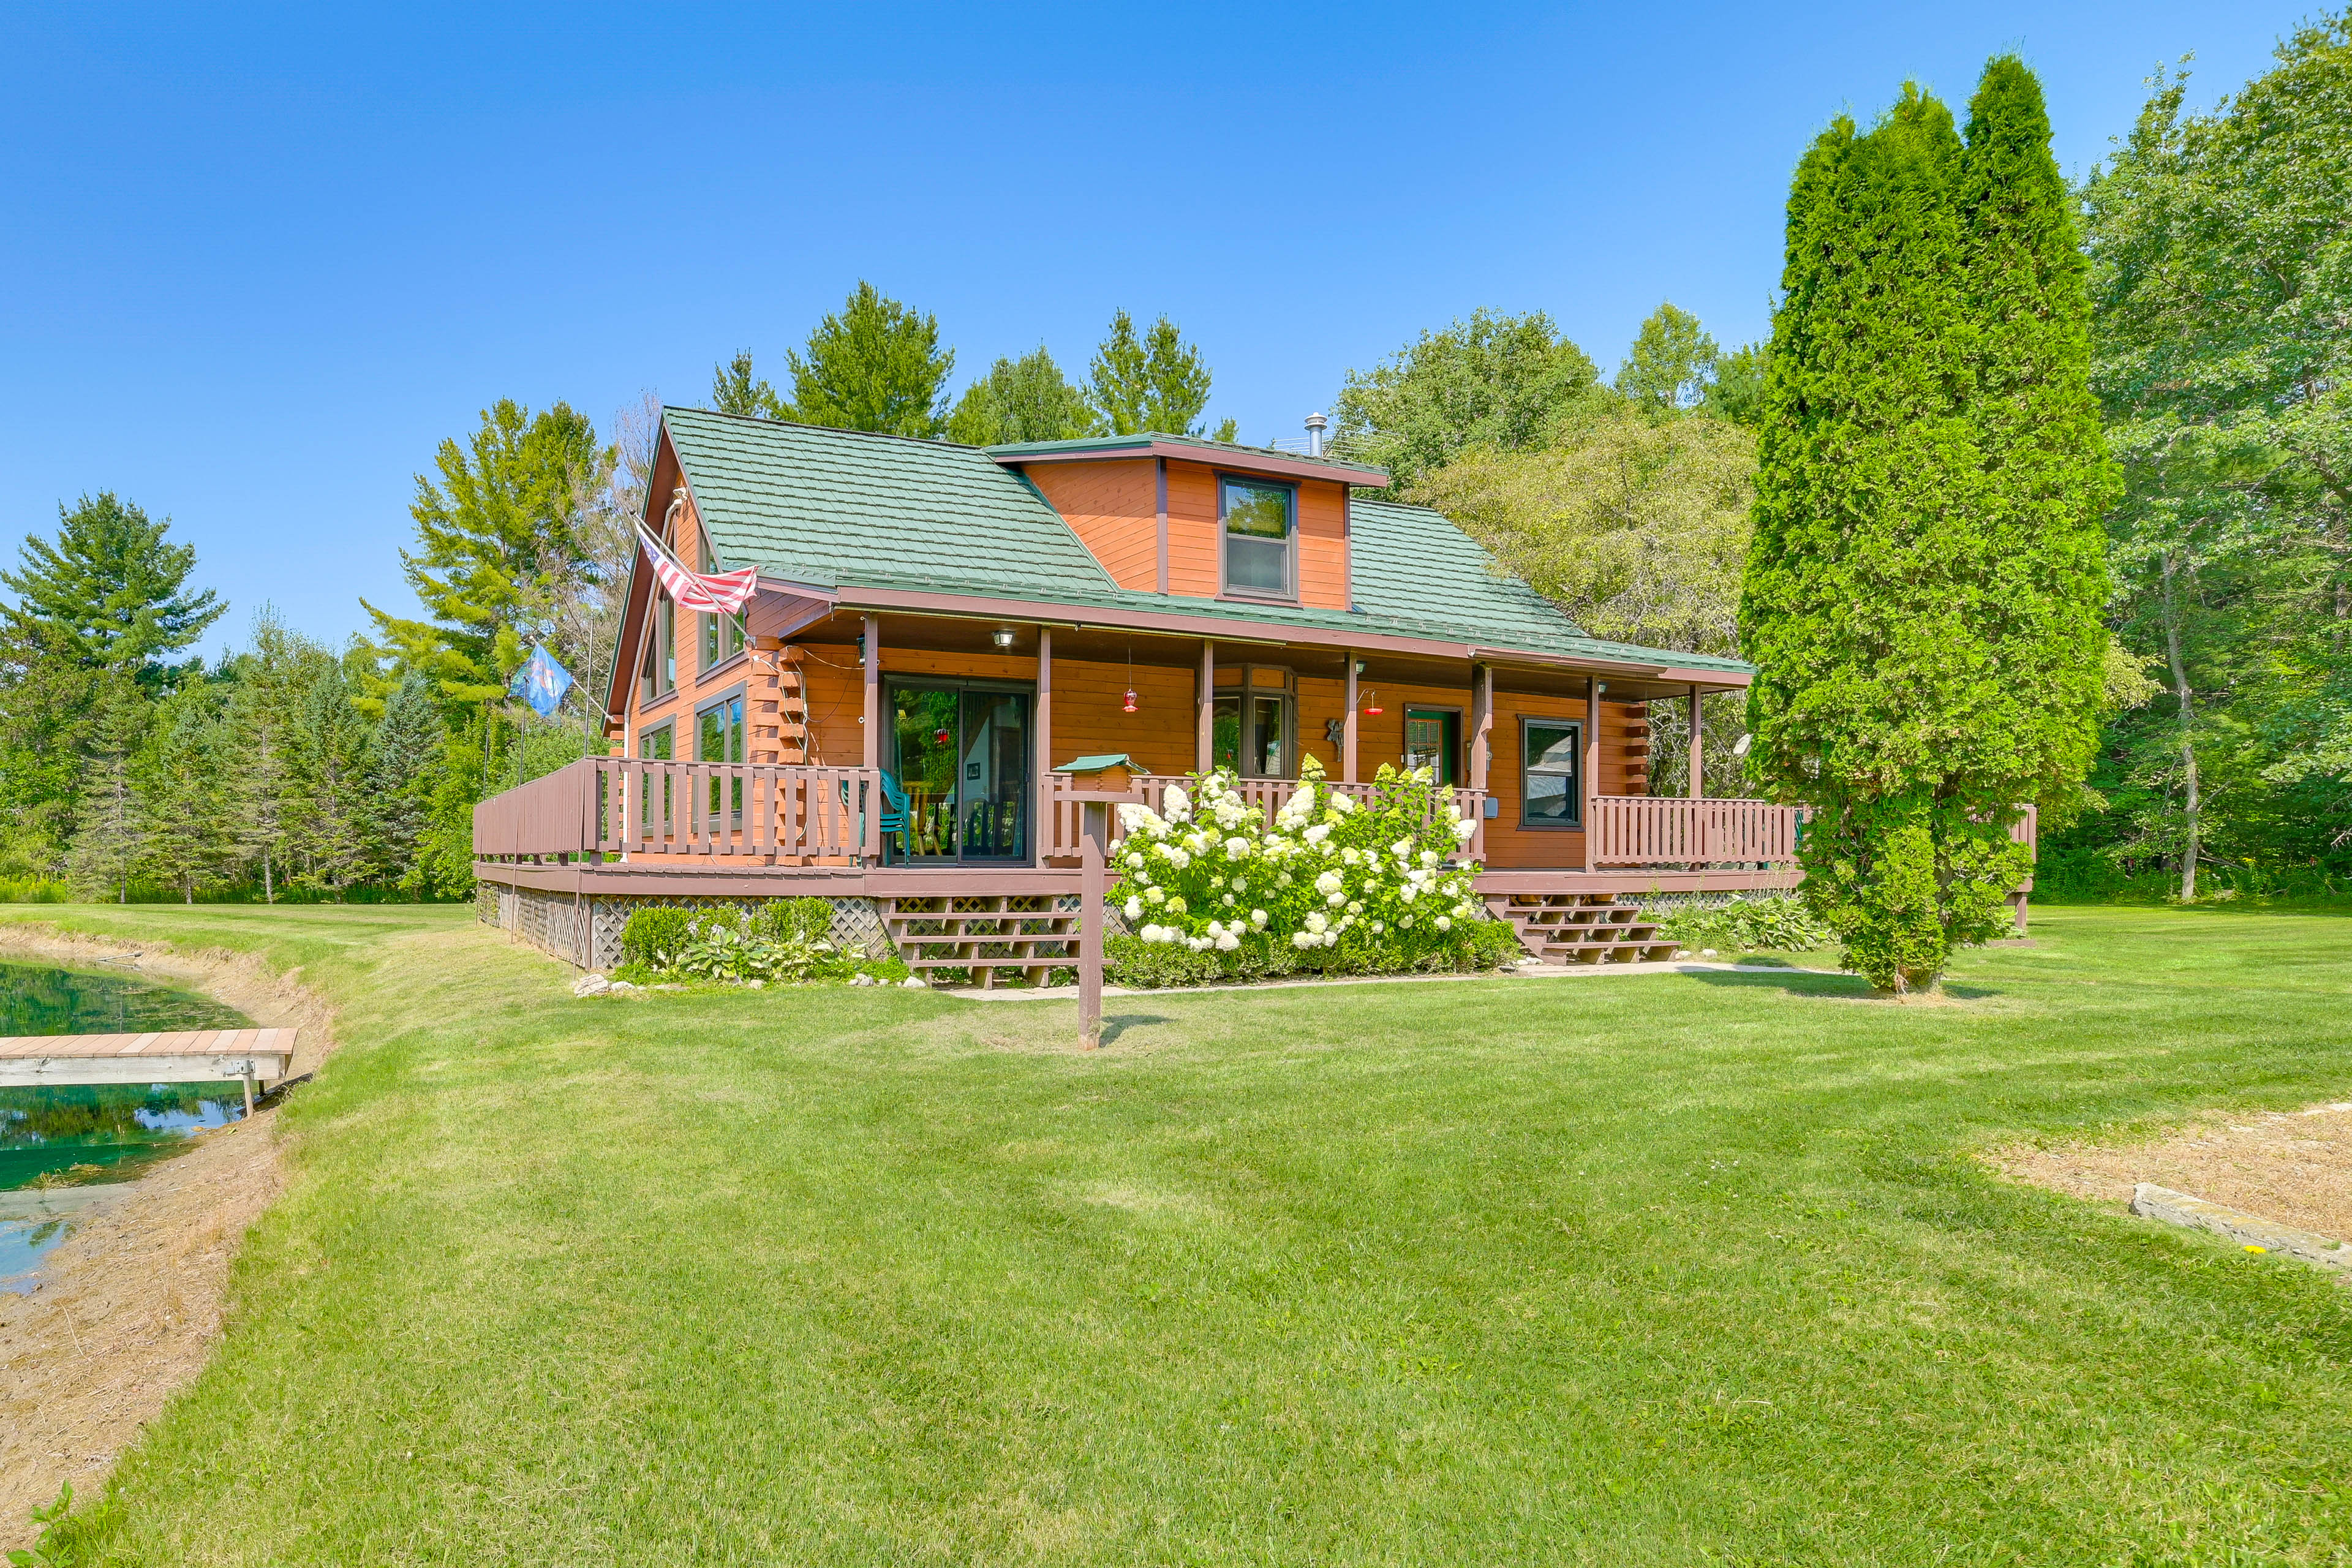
[474,758,884,865]
[1585,796,1803,867]
[1044,773,1488,861]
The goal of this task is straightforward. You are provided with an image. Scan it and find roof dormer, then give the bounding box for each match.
[989,434,1388,611]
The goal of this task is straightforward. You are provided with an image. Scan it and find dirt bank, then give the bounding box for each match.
[0,929,334,1550]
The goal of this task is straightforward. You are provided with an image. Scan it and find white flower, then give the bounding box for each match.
[1452,818,1478,842]
[1436,915,1453,931]
[1224,836,1252,858]
[1341,846,1362,865]
[1324,930,1341,946]
[1208,874,1225,889]
[1138,923,1163,943]
[1400,914,1415,929]
[1346,900,1363,914]
[1314,870,1343,897]
[1303,823,1331,845]
[1215,931,1240,951]
[1305,911,1329,934]
[1214,797,1247,827]
[1250,908,1268,927]
[1160,846,1191,870]
[1276,872,1295,888]
[1371,920,1385,933]
[1167,896,1188,914]
[1231,878,1249,895]
[1223,893,1236,905]
[1291,931,1318,949]
[1145,886,1167,905]
[1400,882,1420,902]
[1392,839,1412,857]
[1162,784,1192,820]
[1207,920,1226,938]
[1123,897,1144,920]
[1420,850,1441,869]
[1327,892,1345,907]
[1329,793,1355,814]
[1188,937,1211,952]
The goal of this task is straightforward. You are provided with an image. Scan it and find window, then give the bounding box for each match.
[700,609,745,671]
[1220,477,1295,598]
[1211,687,1292,778]
[640,592,676,701]
[697,690,745,823]
[1404,708,1461,785]
[637,722,674,832]
[1520,717,1581,827]
[886,681,1031,864]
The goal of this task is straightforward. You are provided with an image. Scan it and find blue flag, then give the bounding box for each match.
[510,644,575,719]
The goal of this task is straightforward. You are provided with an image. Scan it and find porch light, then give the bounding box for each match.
[992,627,1016,649]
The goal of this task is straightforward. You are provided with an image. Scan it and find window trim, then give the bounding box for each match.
[699,608,748,674]
[1403,704,1464,786]
[881,676,1038,867]
[1517,714,1583,830]
[640,592,677,702]
[693,682,750,762]
[1215,472,1299,603]
[636,718,677,760]
[1208,665,1296,778]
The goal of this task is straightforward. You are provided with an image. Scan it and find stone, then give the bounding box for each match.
[571,973,610,997]
[900,976,927,989]
[2131,1183,2352,1274]
[747,979,766,990]
[1700,948,1720,959]
[850,974,873,987]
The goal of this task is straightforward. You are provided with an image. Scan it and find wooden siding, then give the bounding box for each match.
[1022,460,1159,591]
[1159,459,1349,610]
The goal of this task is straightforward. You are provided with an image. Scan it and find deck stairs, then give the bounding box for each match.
[881,895,1079,988]
[1496,892,1680,965]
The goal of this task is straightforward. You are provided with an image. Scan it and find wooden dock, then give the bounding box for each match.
[0,1028,297,1110]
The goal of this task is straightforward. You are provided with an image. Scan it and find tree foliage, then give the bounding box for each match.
[947,346,1101,445]
[1332,309,1600,494]
[1088,311,1219,437]
[1742,61,2113,992]
[781,282,954,437]
[709,350,783,420]
[0,492,222,693]
[1615,303,1720,412]
[2066,18,2352,897]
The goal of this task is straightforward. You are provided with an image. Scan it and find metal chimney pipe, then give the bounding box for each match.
[1305,411,1327,458]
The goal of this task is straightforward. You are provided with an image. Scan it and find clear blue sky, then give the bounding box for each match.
[0,1,2321,657]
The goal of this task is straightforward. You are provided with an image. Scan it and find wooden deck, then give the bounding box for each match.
[0,1028,298,1108]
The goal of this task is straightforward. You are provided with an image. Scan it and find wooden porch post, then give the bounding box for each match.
[1343,651,1359,783]
[1583,676,1602,869]
[1687,683,1703,799]
[1470,663,1492,793]
[1035,625,1052,856]
[862,614,880,771]
[1196,640,1215,772]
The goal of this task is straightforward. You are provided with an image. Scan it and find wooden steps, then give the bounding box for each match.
[1496,892,1679,965]
[881,895,1079,989]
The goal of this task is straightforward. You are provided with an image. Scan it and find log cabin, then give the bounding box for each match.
[473,407,1833,978]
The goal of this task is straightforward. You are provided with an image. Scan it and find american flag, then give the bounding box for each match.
[637,522,759,614]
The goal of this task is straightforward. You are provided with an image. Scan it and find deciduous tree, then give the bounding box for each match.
[1615,303,1720,412]
[1332,309,1600,494]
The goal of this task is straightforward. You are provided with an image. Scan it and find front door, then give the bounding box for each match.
[888,682,1031,864]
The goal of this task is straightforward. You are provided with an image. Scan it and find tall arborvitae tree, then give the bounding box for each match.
[1741,63,2109,994]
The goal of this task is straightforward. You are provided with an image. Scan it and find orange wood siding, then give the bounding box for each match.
[1158,462,1350,608]
[1296,480,1349,609]
[1023,461,1160,590]
[1164,461,1220,597]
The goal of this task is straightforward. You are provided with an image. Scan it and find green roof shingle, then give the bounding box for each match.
[663,408,1749,676]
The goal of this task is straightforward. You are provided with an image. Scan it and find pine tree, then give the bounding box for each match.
[0,492,224,693]
[781,282,954,437]
[64,681,149,901]
[946,347,1101,445]
[361,399,608,711]
[1742,64,2106,994]
[287,663,377,895]
[369,672,443,891]
[138,685,232,902]
[1088,312,1218,437]
[710,350,783,419]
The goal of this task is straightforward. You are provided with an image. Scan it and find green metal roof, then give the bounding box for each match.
[663,407,1751,676]
[985,431,1389,484]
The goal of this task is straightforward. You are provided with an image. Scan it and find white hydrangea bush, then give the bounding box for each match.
[1110,758,1499,973]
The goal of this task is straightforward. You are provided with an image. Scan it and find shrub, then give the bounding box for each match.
[1651,894,1836,954]
[1105,760,1515,984]
[620,908,693,970]
[755,897,835,946]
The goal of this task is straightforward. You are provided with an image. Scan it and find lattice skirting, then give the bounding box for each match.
[476,888,896,971]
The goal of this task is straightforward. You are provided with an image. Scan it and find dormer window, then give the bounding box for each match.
[1220,477,1295,599]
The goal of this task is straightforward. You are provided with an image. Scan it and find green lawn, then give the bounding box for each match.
[13,902,2352,1565]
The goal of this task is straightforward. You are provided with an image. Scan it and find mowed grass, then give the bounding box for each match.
[12,902,2352,1565]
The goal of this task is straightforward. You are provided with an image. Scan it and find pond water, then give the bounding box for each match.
[0,961,252,1291]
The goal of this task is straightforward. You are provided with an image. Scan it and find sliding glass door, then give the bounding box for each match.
[887,681,1031,864]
